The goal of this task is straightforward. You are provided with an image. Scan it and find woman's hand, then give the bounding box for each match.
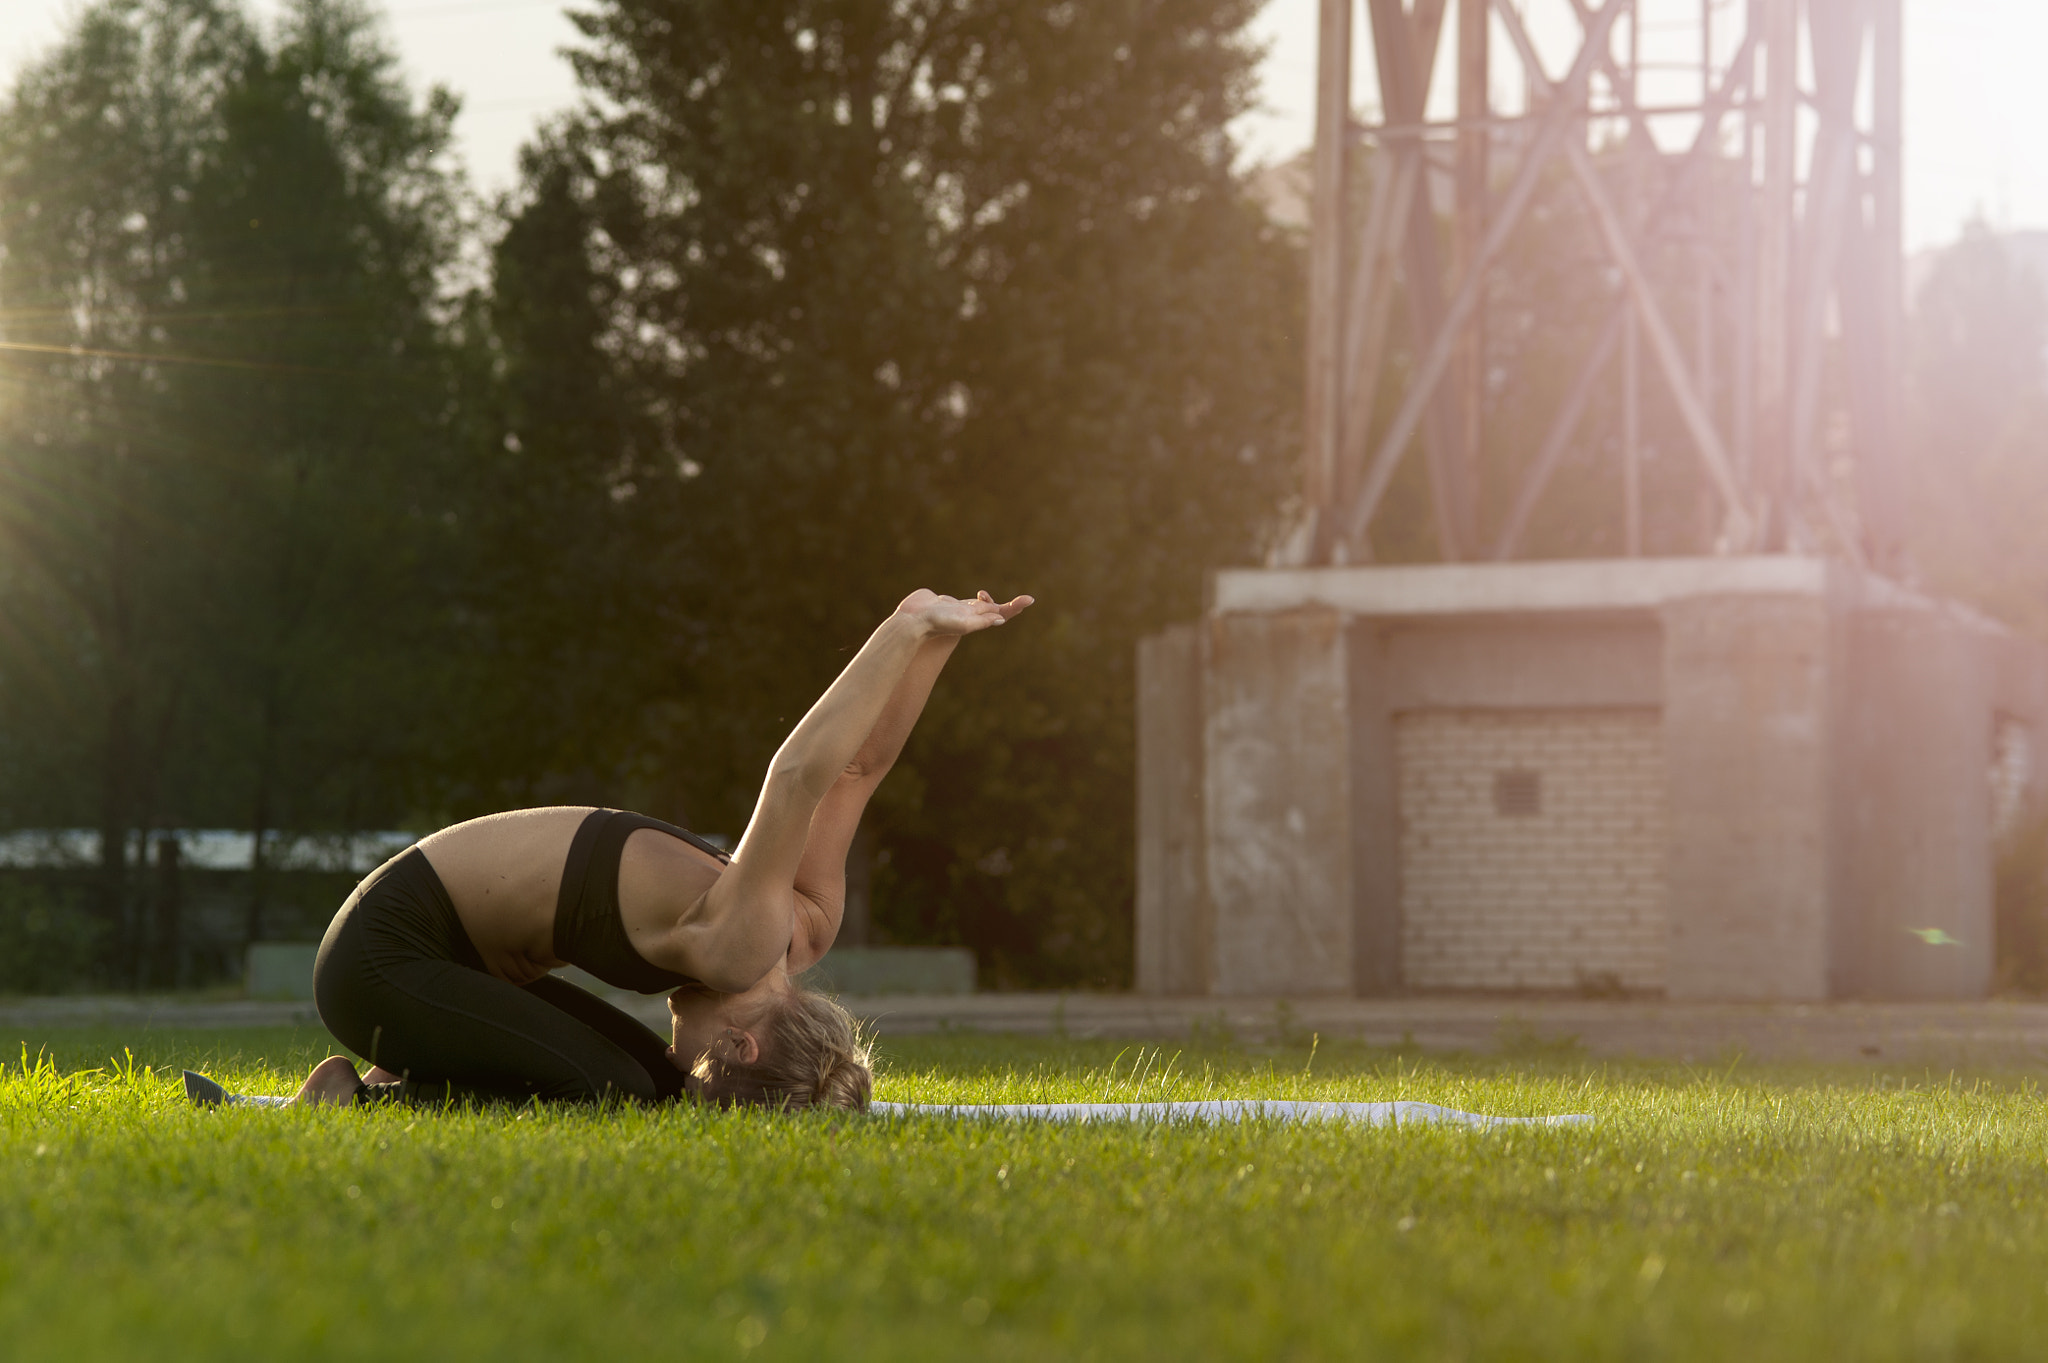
[896,589,1034,636]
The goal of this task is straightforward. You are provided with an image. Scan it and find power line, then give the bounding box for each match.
[382,0,575,24]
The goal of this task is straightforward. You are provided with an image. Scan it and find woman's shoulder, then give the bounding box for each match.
[418,806,598,851]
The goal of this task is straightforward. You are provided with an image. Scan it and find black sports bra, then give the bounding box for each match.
[553,808,730,993]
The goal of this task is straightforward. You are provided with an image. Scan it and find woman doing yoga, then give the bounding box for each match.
[287,587,1032,1111]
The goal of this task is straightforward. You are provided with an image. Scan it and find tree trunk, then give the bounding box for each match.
[96,682,136,985]
[152,836,182,989]
[96,426,140,986]
[244,673,282,951]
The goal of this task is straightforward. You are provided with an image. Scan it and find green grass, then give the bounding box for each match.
[3,1025,2046,1361]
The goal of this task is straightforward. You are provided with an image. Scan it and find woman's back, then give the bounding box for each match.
[418,806,729,986]
[417,807,597,984]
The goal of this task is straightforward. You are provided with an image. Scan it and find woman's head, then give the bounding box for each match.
[668,974,872,1110]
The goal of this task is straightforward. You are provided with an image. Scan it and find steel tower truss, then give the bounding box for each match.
[1293,0,1906,569]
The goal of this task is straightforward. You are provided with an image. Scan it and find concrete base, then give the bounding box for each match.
[246,942,320,1000]
[1660,592,1835,998]
[798,947,976,996]
[1202,609,1355,994]
[1138,557,2048,1002]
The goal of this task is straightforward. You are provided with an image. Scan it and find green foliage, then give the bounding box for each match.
[1913,224,2048,457]
[168,0,467,842]
[0,0,468,974]
[425,134,681,812]
[0,0,252,851]
[462,0,1302,983]
[1905,225,2048,634]
[0,878,104,992]
[5,1027,2048,1358]
[0,0,1301,987]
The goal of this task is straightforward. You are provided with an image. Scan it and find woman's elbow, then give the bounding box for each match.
[768,754,839,802]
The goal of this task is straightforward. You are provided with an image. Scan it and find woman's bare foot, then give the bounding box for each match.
[363,1066,402,1085]
[294,1055,363,1107]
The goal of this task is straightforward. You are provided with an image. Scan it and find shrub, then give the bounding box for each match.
[0,876,104,994]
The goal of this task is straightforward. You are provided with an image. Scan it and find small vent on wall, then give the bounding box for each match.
[1493,768,1542,817]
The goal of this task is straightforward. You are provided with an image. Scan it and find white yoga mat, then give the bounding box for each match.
[869,1100,1591,1128]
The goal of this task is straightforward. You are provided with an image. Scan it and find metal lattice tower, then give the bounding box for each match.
[1291,0,1906,571]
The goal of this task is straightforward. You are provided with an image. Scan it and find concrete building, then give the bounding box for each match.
[1136,558,2048,1002]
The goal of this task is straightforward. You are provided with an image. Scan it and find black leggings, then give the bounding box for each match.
[313,847,688,1105]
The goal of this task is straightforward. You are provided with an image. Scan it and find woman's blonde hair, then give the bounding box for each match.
[692,985,872,1111]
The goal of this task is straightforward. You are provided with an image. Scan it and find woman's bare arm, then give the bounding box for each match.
[656,589,1030,989]
[782,590,1033,968]
[780,628,964,972]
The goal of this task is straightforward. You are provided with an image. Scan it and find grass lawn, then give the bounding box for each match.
[3,1024,2046,1361]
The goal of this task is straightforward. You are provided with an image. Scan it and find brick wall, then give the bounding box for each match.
[1396,709,1667,991]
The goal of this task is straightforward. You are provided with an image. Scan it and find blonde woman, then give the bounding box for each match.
[247,588,1028,1110]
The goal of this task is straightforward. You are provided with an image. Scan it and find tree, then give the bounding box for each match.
[0,0,1305,989]
[0,0,466,977]
[0,0,251,974]
[533,0,1301,983]
[170,0,466,938]
[426,134,679,814]
[1905,224,2048,631]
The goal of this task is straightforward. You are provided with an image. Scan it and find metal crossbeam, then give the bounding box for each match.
[1339,0,1625,549]
[1296,0,1905,569]
[1490,25,1757,559]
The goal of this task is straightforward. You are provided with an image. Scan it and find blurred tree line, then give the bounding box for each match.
[1905,225,2048,990]
[1902,224,2048,632]
[0,0,1298,988]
